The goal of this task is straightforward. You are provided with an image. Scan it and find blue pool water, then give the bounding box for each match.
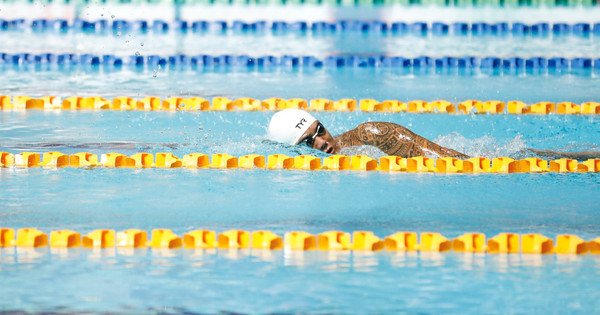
[1,3,600,314]
[1,70,600,105]
[1,111,599,156]
[1,248,599,314]
[2,27,600,57]
[2,160,600,237]
[1,111,600,314]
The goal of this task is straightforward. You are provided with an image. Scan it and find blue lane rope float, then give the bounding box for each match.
[1,53,599,72]
[1,151,599,173]
[0,228,598,254]
[1,96,599,114]
[2,19,600,36]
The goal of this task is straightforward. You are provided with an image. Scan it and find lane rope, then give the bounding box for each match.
[1,152,599,173]
[2,19,599,36]
[1,96,599,114]
[1,53,599,71]
[0,228,597,254]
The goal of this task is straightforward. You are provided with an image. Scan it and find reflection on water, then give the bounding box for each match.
[219,248,251,261]
[317,250,352,272]
[1,28,599,58]
[49,247,84,259]
[15,247,46,265]
[3,247,599,271]
[0,247,599,313]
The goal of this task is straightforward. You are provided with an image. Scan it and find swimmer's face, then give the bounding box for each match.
[295,121,340,154]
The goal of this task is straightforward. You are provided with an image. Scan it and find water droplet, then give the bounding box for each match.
[153,70,158,77]
[125,40,129,43]
[140,42,144,46]
[116,31,121,36]
[101,13,104,16]
[111,15,115,18]
[135,51,140,56]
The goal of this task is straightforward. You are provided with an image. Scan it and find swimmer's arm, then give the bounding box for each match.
[337,122,469,159]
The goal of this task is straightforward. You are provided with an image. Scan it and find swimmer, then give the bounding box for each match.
[268,109,600,160]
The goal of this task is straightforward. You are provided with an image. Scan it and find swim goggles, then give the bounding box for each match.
[302,122,325,148]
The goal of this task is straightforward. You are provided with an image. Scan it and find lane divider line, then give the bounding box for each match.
[3,19,599,36]
[1,152,599,173]
[0,228,597,254]
[1,96,599,114]
[1,53,599,71]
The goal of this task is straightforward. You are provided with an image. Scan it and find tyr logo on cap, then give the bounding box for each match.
[295,118,307,129]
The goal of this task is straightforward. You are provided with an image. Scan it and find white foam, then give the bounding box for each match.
[422,148,440,159]
[434,133,527,159]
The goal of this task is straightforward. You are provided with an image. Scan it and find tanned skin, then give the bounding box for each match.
[298,120,599,159]
[298,121,468,158]
[335,122,469,158]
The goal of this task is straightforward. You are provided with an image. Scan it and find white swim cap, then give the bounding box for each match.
[268,109,317,145]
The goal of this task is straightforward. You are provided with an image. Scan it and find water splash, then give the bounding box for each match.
[434,133,527,159]
[194,133,530,160]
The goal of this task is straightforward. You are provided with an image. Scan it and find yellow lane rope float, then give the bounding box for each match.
[0,152,598,173]
[1,96,599,114]
[0,228,597,254]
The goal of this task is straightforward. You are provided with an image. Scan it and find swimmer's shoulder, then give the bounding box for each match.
[335,122,405,139]
[359,121,405,129]
[344,121,397,132]
[355,122,409,136]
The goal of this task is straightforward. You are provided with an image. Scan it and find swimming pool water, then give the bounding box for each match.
[2,28,600,57]
[1,111,599,156]
[1,110,599,313]
[2,160,600,237]
[1,165,600,314]
[1,248,599,314]
[1,3,600,314]
[1,70,600,105]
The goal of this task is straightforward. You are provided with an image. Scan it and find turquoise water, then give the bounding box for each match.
[1,70,600,104]
[2,163,600,237]
[1,248,599,314]
[1,111,599,313]
[1,4,600,314]
[1,111,599,156]
[1,28,599,57]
